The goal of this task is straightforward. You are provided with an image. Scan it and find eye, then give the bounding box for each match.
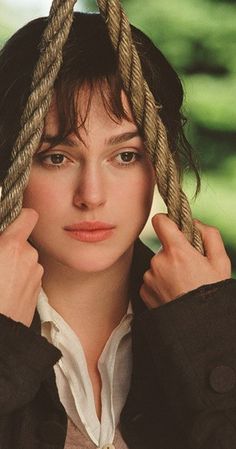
[49,154,65,165]
[36,152,70,168]
[115,151,141,166]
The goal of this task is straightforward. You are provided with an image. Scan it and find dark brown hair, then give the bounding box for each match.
[0,12,201,195]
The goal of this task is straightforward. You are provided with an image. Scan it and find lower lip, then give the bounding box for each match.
[64,228,114,242]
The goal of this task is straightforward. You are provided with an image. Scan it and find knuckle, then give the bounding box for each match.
[36,263,44,277]
[22,208,39,220]
[35,283,43,298]
[22,247,39,272]
[150,256,158,271]
[167,244,178,256]
[24,246,38,266]
[139,283,145,294]
[209,226,221,237]
[30,247,39,263]
[168,245,183,261]
[222,255,232,273]
[143,270,151,284]
[139,284,148,301]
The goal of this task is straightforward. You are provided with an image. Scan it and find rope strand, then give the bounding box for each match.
[0,0,204,255]
[97,0,204,253]
[0,0,76,231]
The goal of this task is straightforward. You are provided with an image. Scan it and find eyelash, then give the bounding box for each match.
[35,151,142,169]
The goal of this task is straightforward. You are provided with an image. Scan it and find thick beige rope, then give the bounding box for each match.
[0,0,204,254]
[0,0,76,230]
[97,0,203,253]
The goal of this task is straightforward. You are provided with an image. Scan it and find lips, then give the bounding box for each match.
[64,221,115,243]
[64,221,115,231]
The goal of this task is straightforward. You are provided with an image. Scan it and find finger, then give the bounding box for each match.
[193,219,227,262]
[139,283,161,309]
[3,208,39,241]
[152,213,188,250]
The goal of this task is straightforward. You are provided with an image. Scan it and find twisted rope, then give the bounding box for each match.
[97,0,203,253]
[0,0,204,255]
[0,0,76,230]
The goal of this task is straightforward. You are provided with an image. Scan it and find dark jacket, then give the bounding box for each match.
[0,239,236,449]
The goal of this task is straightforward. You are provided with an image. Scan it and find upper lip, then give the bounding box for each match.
[64,221,115,231]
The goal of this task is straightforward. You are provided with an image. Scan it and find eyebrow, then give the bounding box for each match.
[105,131,140,146]
[41,135,76,147]
[41,131,140,148]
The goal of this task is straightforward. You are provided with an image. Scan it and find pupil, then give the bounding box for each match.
[51,154,64,164]
[121,152,133,162]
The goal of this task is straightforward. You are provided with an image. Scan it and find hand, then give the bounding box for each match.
[140,213,232,309]
[0,208,44,326]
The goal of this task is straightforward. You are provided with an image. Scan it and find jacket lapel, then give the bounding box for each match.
[129,238,154,316]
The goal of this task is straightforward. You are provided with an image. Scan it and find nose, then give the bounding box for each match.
[73,163,106,210]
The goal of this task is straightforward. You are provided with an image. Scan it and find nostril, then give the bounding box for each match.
[78,202,88,209]
[73,195,105,209]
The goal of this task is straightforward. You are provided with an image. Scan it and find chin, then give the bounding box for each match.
[48,244,132,274]
[33,228,137,274]
[65,257,116,273]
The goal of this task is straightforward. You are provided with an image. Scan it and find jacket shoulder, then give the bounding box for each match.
[0,313,61,413]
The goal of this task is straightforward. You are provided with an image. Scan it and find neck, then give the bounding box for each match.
[40,245,134,348]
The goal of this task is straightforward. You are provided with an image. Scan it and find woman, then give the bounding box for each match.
[0,12,235,449]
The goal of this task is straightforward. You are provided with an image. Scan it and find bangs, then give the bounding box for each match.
[0,12,201,195]
[39,12,133,147]
[46,73,132,147]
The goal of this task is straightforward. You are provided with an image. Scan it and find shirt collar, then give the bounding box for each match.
[37,288,59,330]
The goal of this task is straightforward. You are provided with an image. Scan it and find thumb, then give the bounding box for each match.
[152,213,188,249]
[3,208,39,241]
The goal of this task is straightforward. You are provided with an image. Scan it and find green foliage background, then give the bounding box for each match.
[1,0,236,275]
[84,0,236,276]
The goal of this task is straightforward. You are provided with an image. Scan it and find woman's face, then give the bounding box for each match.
[23,87,156,272]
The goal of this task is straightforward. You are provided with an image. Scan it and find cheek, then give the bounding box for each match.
[23,175,63,212]
[136,168,156,217]
[139,178,155,216]
[116,167,155,216]
[134,164,155,198]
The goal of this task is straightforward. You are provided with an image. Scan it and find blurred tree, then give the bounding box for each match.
[83,0,97,10]
[83,0,236,167]
[1,0,235,273]
[82,0,236,274]
[121,0,236,169]
[0,5,15,47]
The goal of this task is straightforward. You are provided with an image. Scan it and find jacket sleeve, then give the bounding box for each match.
[0,312,62,414]
[133,278,236,449]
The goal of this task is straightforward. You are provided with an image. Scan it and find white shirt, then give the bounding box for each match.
[37,289,133,448]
